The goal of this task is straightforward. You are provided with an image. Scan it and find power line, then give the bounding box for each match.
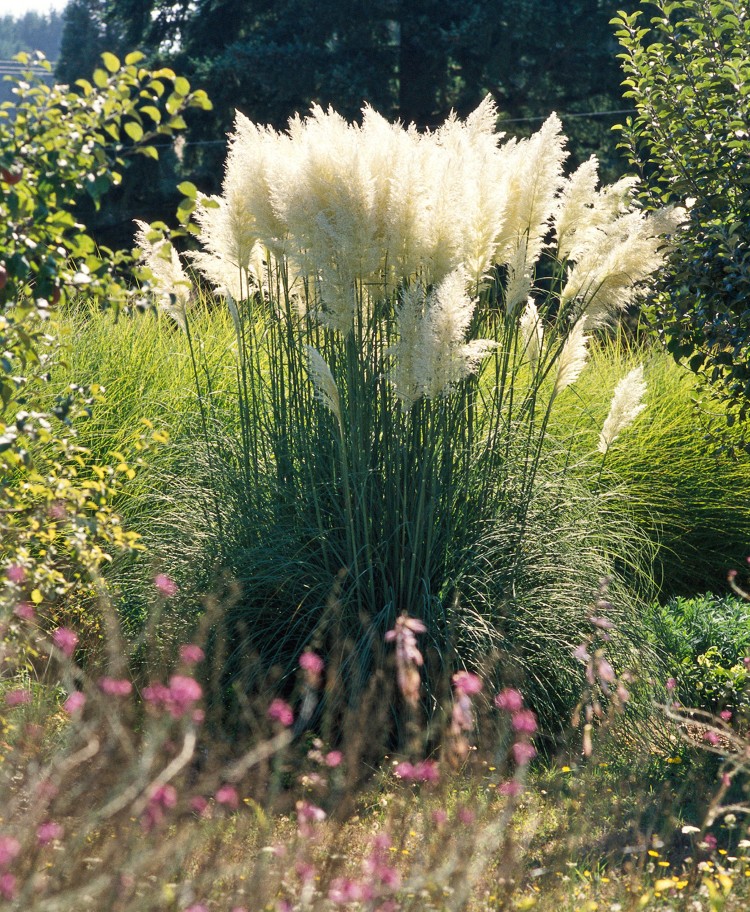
[498,107,636,124]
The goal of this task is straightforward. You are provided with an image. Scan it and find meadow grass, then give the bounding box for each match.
[548,336,750,596]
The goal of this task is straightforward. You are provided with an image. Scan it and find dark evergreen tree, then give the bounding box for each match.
[56,0,630,203]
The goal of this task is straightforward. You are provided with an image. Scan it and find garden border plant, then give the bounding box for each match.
[136,97,680,733]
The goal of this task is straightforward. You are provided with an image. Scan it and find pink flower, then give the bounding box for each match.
[572,644,590,663]
[596,658,616,684]
[720,710,733,722]
[296,800,326,824]
[154,573,178,597]
[215,785,239,809]
[451,692,474,733]
[6,564,26,585]
[702,833,718,851]
[432,808,448,826]
[184,906,209,912]
[296,800,326,837]
[394,761,417,780]
[665,677,677,691]
[179,644,204,665]
[457,807,475,825]
[63,691,86,714]
[385,614,426,709]
[299,651,324,675]
[48,500,67,521]
[0,836,20,868]
[744,657,750,669]
[167,675,202,717]
[151,784,178,809]
[143,682,171,709]
[511,709,538,735]
[329,877,373,903]
[394,759,439,783]
[589,615,615,630]
[498,780,523,796]
[0,873,16,901]
[703,730,720,746]
[190,796,209,817]
[13,602,34,621]
[98,677,133,697]
[295,860,315,883]
[52,626,78,658]
[5,689,31,707]
[267,698,294,727]
[452,671,483,695]
[325,750,343,768]
[494,688,524,713]
[143,676,202,719]
[37,821,63,845]
[414,759,440,783]
[512,741,537,765]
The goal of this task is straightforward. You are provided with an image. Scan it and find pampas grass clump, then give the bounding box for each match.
[133,98,679,721]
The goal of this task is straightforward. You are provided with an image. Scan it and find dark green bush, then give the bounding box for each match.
[648,592,750,721]
[613,0,750,447]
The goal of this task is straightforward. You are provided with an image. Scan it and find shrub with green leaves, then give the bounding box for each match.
[0,51,211,654]
[613,0,750,446]
[648,592,750,723]
[137,98,677,727]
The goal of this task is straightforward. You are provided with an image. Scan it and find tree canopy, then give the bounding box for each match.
[57,0,629,193]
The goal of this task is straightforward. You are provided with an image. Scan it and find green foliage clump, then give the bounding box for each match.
[648,592,750,721]
[613,0,750,445]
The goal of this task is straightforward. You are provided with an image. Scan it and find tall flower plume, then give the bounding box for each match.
[388,270,496,410]
[519,299,544,372]
[598,364,647,454]
[552,320,589,400]
[134,220,192,328]
[306,346,342,428]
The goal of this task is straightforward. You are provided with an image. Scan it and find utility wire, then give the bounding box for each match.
[499,108,636,124]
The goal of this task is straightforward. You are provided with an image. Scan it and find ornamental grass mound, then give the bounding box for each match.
[134,97,680,727]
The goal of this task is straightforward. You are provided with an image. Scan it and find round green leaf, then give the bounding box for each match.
[101,52,120,74]
[124,122,144,142]
[177,181,198,199]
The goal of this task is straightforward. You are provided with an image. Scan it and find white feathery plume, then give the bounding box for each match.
[598,364,647,454]
[279,105,382,333]
[560,206,683,329]
[305,346,342,427]
[519,298,543,372]
[388,269,496,409]
[361,106,431,286]
[495,113,567,268]
[552,320,589,400]
[226,113,293,256]
[387,281,425,410]
[504,236,532,315]
[434,95,511,284]
[134,219,192,328]
[423,269,497,400]
[554,161,639,263]
[554,156,600,261]
[191,194,262,300]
